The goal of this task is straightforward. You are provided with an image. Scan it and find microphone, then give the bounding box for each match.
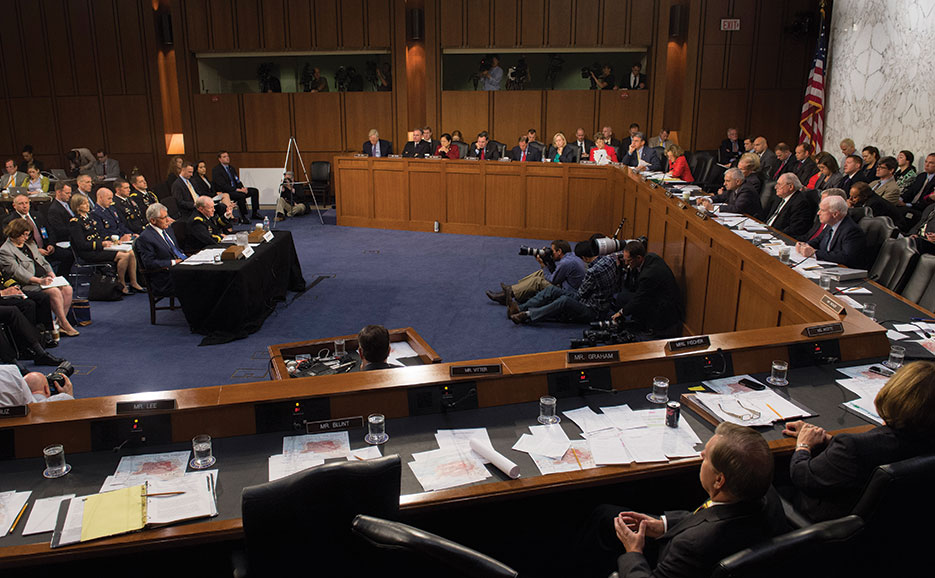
[579,384,617,395]
[831,274,878,295]
[442,388,477,410]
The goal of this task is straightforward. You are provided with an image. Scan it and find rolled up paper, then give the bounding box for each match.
[470,438,520,479]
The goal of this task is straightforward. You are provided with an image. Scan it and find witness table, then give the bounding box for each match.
[170,231,306,344]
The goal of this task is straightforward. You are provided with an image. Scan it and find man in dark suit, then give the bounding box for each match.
[579,423,787,578]
[421,126,440,153]
[838,154,867,193]
[172,161,199,220]
[796,195,866,268]
[753,137,779,178]
[362,129,392,157]
[466,131,500,160]
[185,196,233,254]
[620,132,662,172]
[901,152,935,210]
[601,126,622,150]
[573,128,595,161]
[698,167,762,218]
[718,127,742,165]
[136,202,186,296]
[765,173,817,239]
[357,324,399,371]
[509,136,542,162]
[401,128,432,158]
[611,240,682,339]
[212,151,261,222]
[1,192,73,276]
[625,63,646,90]
[619,123,641,152]
[792,143,819,184]
[46,182,76,243]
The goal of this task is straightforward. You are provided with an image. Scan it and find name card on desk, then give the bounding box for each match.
[0,404,28,418]
[567,350,620,364]
[242,246,255,259]
[263,231,274,242]
[306,416,364,434]
[802,322,844,337]
[450,364,502,377]
[116,399,176,414]
[666,335,711,353]
[694,209,708,220]
[819,295,847,316]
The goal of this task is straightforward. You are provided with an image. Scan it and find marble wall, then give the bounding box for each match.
[825,0,935,163]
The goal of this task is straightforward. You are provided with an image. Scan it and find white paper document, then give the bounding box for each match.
[836,286,871,294]
[347,446,383,461]
[588,429,635,465]
[178,248,227,265]
[408,448,491,492]
[694,390,812,427]
[702,374,763,395]
[388,341,418,364]
[40,276,69,289]
[836,364,890,382]
[53,495,88,547]
[22,494,75,536]
[512,424,570,459]
[563,406,615,435]
[886,330,910,341]
[529,441,596,475]
[268,453,325,481]
[145,471,218,526]
[282,431,351,459]
[435,428,493,464]
[114,451,190,481]
[0,490,31,536]
[104,243,133,252]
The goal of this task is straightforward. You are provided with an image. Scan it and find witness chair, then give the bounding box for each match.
[131,243,181,325]
[858,215,898,265]
[900,253,935,310]
[154,180,170,201]
[234,455,401,578]
[351,515,519,578]
[68,246,114,300]
[868,236,918,292]
[170,220,190,255]
[309,161,332,206]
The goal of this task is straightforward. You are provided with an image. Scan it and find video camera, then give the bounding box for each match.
[570,320,636,349]
[581,62,602,89]
[364,60,380,89]
[507,56,530,90]
[46,361,74,393]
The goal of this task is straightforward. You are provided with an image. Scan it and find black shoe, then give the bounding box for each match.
[31,346,66,367]
[130,286,148,294]
[275,212,286,222]
[239,216,250,225]
[503,284,517,318]
[507,300,520,318]
[42,331,58,348]
[251,213,263,220]
[510,311,530,325]
[485,290,506,305]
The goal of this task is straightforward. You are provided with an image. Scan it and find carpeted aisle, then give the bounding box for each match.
[55,213,595,398]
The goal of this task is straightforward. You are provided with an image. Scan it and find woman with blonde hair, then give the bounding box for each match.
[547,132,576,163]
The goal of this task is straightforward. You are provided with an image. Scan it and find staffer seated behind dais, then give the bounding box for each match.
[611,240,682,339]
[357,325,400,371]
[697,167,762,218]
[795,195,866,269]
[0,365,74,406]
[185,196,234,254]
[402,128,432,158]
[619,132,663,172]
[467,131,501,160]
[485,239,585,305]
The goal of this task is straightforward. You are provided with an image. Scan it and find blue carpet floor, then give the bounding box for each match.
[59,212,592,398]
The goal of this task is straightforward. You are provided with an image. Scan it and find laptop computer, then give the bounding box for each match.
[51,169,69,181]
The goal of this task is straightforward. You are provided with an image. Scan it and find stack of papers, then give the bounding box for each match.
[269,432,382,481]
[836,364,889,424]
[512,424,571,459]
[22,494,74,536]
[693,390,813,427]
[178,248,227,265]
[408,448,491,491]
[527,441,596,475]
[0,490,31,536]
[99,451,191,491]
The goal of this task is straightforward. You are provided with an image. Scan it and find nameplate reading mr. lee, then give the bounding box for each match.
[567,351,620,364]
[450,364,502,377]
[116,399,176,414]
[306,416,365,434]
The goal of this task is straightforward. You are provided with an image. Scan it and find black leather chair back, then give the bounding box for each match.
[869,236,918,292]
[688,150,715,184]
[760,180,777,215]
[161,196,181,219]
[652,146,665,163]
[859,215,898,265]
[241,455,401,577]
[170,220,188,253]
[310,160,331,185]
[901,253,935,309]
[452,141,468,158]
[491,140,507,159]
[711,515,864,578]
[352,515,519,578]
[847,206,872,223]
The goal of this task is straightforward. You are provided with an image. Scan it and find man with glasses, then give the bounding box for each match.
[763,173,815,239]
[93,149,121,181]
[136,203,185,296]
[795,195,866,268]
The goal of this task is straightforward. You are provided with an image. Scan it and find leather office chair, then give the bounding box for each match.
[571,143,581,163]
[131,242,180,325]
[652,145,665,162]
[309,161,332,206]
[688,150,715,184]
[236,455,401,578]
[67,245,115,300]
[760,180,777,216]
[869,236,918,292]
[170,220,190,255]
[491,140,507,160]
[859,215,898,265]
[709,515,865,578]
[161,195,181,220]
[154,180,170,201]
[900,253,935,308]
[847,205,872,223]
[452,140,468,159]
[351,515,519,578]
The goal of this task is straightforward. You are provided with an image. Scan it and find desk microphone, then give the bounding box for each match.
[442,388,477,410]
[578,384,617,395]
[831,274,878,295]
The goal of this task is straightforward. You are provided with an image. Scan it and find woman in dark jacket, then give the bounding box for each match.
[547,132,577,163]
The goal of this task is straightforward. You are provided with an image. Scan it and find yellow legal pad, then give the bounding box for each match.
[80,484,147,542]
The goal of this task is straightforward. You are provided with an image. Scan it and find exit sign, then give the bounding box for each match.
[721,19,741,31]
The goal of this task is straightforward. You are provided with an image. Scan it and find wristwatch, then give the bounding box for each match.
[796,443,810,451]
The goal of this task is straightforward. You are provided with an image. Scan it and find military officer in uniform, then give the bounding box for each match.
[91,188,135,241]
[112,179,145,234]
[129,174,159,214]
[67,193,144,295]
[184,196,234,254]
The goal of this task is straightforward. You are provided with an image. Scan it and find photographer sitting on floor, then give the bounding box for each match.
[0,364,74,406]
[610,240,683,339]
[485,240,586,305]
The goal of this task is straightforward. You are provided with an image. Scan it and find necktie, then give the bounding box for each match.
[825,226,835,251]
[374,143,380,157]
[521,150,526,162]
[23,214,41,246]
[481,148,485,160]
[62,200,74,217]
[915,175,935,204]
[693,499,712,514]
[767,197,787,226]
[184,178,197,202]
[162,229,185,260]
[809,223,826,242]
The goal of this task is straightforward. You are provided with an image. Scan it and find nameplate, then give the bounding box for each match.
[465,156,479,161]
[242,245,255,259]
[665,335,711,353]
[116,399,176,414]
[450,364,502,377]
[248,230,266,243]
[221,245,246,260]
[649,182,658,189]
[664,190,673,198]
[694,209,708,220]
[263,231,274,242]
[819,295,847,316]
[305,416,364,434]
[0,404,28,418]
[677,200,689,210]
[354,153,368,157]
[802,322,844,337]
[567,350,620,364]
[387,154,402,158]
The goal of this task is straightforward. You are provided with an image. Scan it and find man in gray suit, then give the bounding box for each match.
[754,137,778,179]
[93,149,121,181]
[1,159,26,190]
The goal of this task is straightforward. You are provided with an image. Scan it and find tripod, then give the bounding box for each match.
[281,136,324,224]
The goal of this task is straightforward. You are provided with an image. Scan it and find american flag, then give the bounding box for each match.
[799,3,829,152]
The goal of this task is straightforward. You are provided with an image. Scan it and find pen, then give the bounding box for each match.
[910,318,935,322]
[571,448,583,470]
[765,403,782,419]
[143,491,186,497]
[9,502,27,533]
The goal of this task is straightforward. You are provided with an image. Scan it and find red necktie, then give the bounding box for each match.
[521,151,526,162]
[481,148,485,160]
[808,223,826,241]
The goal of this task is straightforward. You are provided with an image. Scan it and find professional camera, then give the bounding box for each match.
[591,235,648,256]
[519,245,554,271]
[334,66,349,91]
[581,62,601,89]
[469,56,491,90]
[257,62,281,93]
[570,323,635,349]
[46,361,74,393]
[506,56,530,90]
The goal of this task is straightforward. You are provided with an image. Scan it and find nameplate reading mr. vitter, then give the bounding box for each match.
[666,335,711,353]
[0,405,28,418]
[450,364,502,377]
[567,350,620,364]
[116,399,176,414]
[802,322,844,337]
[306,416,365,434]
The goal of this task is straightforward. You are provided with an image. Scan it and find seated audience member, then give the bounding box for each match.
[66,147,95,177]
[376,62,391,91]
[795,195,865,268]
[510,136,541,162]
[900,152,935,212]
[718,127,742,165]
[839,153,866,193]
[783,361,935,522]
[839,137,857,165]
[93,149,121,181]
[451,130,464,143]
[1,159,26,189]
[546,132,576,163]
[648,128,672,150]
[172,160,199,220]
[357,325,399,371]
[18,145,43,174]
[46,182,75,243]
[665,144,692,182]
[589,64,615,90]
[754,137,779,177]
[73,174,97,209]
[894,150,917,194]
[435,133,459,159]
[742,136,754,155]
[166,155,184,190]
[792,143,819,183]
[422,126,440,152]
[812,152,843,191]
[573,128,595,159]
[307,67,329,92]
[112,179,145,234]
[24,164,48,194]
[859,145,880,182]
[625,63,646,90]
[486,240,584,304]
[192,160,215,197]
[868,155,901,203]
[764,173,816,239]
[479,54,503,91]
[909,202,935,255]
[0,219,78,337]
[620,132,663,172]
[1,192,65,274]
[507,241,617,325]
[402,128,432,158]
[129,173,159,212]
[611,240,682,339]
[213,151,261,221]
[68,192,144,295]
[363,129,393,157]
[770,142,795,180]
[589,134,619,165]
[698,168,762,218]
[136,203,184,296]
[185,196,233,253]
[601,126,622,150]
[579,423,787,578]
[0,261,55,344]
[467,131,501,160]
[620,123,641,151]
[848,181,900,221]
[92,187,135,241]
[0,365,74,406]
[0,305,64,367]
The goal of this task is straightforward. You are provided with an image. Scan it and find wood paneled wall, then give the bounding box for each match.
[0,0,163,179]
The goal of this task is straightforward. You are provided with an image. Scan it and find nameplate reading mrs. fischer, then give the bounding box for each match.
[666,335,711,353]
[567,350,620,364]
[450,364,502,377]
[116,399,176,414]
[306,416,365,434]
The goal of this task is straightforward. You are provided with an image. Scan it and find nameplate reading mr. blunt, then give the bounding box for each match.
[116,399,176,414]
[567,350,620,364]
[802,322,844,338]
[0,405,28,418]
[305,416,364,434]
[450,364,502,377]
[666,335,711,353]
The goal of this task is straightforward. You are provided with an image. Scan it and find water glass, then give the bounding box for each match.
[862,302,876,321]
[538,396,560,424]
[818,273,833,291]
[681,191,691,203]
[42,444,71,479]
[190,434,216,469]
[647,376,669,404]
[885,345,905,370]
[778,246,792,264]
[235,231,248,247]
[766,360,789,387]
[333,339,346,357]
[365,413,389,444]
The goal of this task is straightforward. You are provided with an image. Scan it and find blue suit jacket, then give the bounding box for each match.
[136,225,182,295]
[92,204,132,237]
[807,215,866,269]
[362,139,393,157]
[620,146,663,172]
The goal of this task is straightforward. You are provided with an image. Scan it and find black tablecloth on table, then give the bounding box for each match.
[170,230,306,345]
